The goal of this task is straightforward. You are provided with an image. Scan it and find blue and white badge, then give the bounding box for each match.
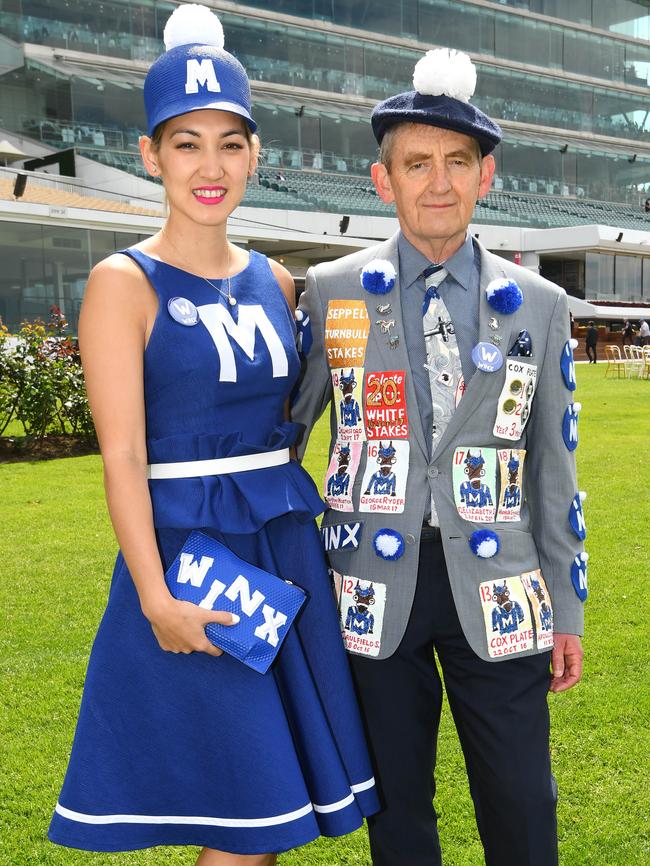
[562,402,581,451]
[571,551,589,602]
[321,521,363,552]
[168,296,199,326]
[472,341,503,373]
[561,339,578,391]
[569,491,587,540]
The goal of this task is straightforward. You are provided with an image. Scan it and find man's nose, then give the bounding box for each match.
[427,162,452,194]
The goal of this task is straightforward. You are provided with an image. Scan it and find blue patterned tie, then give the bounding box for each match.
[422,264,463,525]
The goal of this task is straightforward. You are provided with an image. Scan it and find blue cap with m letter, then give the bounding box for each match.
[144,3,256,137]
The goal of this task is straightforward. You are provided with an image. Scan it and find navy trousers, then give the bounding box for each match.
[349,538,558,866]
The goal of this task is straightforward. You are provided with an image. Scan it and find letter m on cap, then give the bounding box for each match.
[185,58,221,95]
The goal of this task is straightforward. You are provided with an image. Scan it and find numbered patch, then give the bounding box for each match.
[493,360,537,441]
[332,367,365,443]
[479,576,534,658]
[365,370,409,440]
[324,440,363,512]
[521,570,554,650]
[321,522,363,552]
[496,449,526,522]
[452,448,497,522]
[325,300,370,368]
[339,576,387,657]
[359,440,409,513]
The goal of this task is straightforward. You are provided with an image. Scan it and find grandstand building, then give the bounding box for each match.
[1,0,650,332]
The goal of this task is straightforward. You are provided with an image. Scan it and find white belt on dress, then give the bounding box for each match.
[146,448,291,479]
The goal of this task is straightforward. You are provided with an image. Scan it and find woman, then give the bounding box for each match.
[48,6,378,863]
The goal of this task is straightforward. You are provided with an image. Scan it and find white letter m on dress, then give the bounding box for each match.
[198,303,289,383]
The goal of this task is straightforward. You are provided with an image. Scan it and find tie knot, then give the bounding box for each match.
[422,263,444,280]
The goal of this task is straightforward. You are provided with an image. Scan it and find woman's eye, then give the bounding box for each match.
[176,142,196,149]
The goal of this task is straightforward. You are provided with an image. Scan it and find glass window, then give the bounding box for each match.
[615,255,643,300]
[585,253,615,298]
[642,257,650,298]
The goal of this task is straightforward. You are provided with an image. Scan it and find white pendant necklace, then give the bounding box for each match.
[162,229,237,306]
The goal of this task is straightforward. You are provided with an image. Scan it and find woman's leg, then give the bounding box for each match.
[195,849,276,866]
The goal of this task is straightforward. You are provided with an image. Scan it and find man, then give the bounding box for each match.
[638,319,650,346]
[292,47,585,866]
[585,320,598,363]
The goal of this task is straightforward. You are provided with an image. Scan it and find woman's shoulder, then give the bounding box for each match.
[264,256,296,310]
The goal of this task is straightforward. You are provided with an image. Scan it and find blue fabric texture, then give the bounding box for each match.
[48,249,378,854]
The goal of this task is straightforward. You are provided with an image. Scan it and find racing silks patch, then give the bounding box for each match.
[479,576,534,658]
[339,575,386,657]
[325,300,370,368]
[521,569,554,650]
[496,448,526,522]
[359,440,409,513]
[364,370,409,440]
[332,367,365,443]
[324,440,363,512]
[452,447,497,523]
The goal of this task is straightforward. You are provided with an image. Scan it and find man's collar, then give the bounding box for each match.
[398,232,474,291]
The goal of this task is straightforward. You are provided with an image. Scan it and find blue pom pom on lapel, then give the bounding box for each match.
[486,278,523,314]
[469,529,500,558]
[361,259,396,295]
[372,528,405,560]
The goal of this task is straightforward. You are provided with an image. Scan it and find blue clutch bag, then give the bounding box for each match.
[164,531,307,674]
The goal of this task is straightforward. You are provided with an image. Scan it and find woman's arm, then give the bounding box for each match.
[79,254,236,655]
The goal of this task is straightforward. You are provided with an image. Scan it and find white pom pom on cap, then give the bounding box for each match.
[164,3,224,51]
[413,48,477,103]
[579,490,587,502]
[572,402,582,413]
[580,552,589,562]
[569,338,579,350]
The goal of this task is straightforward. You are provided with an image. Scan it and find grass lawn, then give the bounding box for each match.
[1,364,649,865]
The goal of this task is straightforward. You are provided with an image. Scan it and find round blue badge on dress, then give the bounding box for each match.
[571,552,589,601]
[472,341,503,373]
[560,339,578,391]
[168,296,199,326]
[569,492,587,540]
[562,402,581,451]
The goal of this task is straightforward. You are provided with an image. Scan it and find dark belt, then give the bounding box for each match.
[420,523,442,543]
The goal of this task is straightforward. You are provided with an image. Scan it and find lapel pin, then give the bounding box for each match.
[490,334,503,346]
[168,296,199,326]
[488,316,500,330]
[376,302,392,315]
[472,342,504,373]
[376,319,395,334]
[389,334,400,349]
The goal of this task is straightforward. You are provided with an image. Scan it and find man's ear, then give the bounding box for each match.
[371,162,395,205]
[477,154,496,200]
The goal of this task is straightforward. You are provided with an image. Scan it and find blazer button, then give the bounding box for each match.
[428,466,439,478]
[405,533,416,544]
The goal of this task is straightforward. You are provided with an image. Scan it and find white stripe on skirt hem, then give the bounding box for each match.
[54,777,375,829]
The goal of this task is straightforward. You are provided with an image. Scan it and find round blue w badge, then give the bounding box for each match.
[168,296,199,326]
[472,342,503,373]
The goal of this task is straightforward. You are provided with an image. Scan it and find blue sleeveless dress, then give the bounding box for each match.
[48,249,379,854]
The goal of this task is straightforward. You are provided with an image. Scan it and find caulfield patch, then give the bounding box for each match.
[332,367,365,443]
[452,447,497,522]
[496,448,526,522]
[339,576,386,657]
[325,300,370,368]
[359,440,409,513]
[479,576,534,658]
[321,522,363,552]
[324,440,363,512]
[365,370,409,440]
[521,569,554,650]
[493,360,537,441]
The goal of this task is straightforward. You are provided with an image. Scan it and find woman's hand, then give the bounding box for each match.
[144,596,239,657]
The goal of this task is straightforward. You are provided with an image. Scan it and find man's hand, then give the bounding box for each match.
[549,633,583,693]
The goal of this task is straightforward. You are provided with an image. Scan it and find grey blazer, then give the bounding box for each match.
[292,232,585,662]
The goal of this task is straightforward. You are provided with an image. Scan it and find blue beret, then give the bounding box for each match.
[371,91,502,156]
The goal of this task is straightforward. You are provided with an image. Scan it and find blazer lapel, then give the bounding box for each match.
[431,242,516,459]
[360,232,430,463]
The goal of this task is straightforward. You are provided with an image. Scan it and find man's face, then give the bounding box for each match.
[372,124,495,256]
